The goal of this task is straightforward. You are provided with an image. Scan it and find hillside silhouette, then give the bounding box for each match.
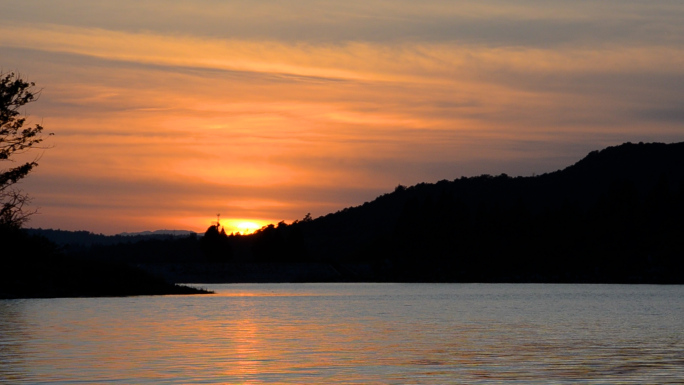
[31,141,684,283]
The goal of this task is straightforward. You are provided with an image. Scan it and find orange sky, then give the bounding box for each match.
[2,1,684,234]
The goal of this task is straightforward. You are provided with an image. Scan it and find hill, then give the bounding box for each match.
[28,141,684,284]
[282,141,684,282]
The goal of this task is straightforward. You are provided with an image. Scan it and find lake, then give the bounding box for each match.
[1,284,683,384]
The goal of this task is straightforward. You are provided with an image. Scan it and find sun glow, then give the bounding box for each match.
[237,221,261,234]
[220,220,266,235]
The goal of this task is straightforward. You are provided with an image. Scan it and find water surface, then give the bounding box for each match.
[1,284,683,384]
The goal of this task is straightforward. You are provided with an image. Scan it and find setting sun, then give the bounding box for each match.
[220,219,267,235]
[236,221,262,234]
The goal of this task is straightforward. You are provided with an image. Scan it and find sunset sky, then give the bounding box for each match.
[2,0,683,234]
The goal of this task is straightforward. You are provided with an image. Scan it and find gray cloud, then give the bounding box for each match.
[3,0,684,47]
[633,106,684,123]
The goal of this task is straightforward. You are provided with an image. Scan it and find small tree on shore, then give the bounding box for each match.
[1,72,49,227]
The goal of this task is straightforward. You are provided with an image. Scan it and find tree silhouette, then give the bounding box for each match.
[1,72,49,227]
[200,225,232,262]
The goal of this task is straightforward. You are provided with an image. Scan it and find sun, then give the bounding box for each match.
[211,217,270,235]
[234,221,262,235]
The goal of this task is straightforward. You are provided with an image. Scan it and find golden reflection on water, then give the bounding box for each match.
[1,284,684,384]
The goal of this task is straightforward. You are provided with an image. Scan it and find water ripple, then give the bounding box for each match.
[1,284,683,384]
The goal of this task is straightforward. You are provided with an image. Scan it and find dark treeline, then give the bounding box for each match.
[0,226,210,299]
[26,141,684,284]
[200,220,309,263]
[24,229,197,249]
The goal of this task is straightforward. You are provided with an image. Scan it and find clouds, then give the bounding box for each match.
[4,1,684,47]
[2,1,684,233]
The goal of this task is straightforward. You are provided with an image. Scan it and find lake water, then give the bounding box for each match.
[1,283,683,384]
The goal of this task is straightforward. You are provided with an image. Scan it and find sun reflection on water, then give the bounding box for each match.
[1,284,684,384]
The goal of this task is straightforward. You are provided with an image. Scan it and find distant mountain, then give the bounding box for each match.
[119,230,197,237]
[25,228,197,247]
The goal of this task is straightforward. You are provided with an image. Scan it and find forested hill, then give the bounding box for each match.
[26,141,684,284]
[282,141,684,282]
